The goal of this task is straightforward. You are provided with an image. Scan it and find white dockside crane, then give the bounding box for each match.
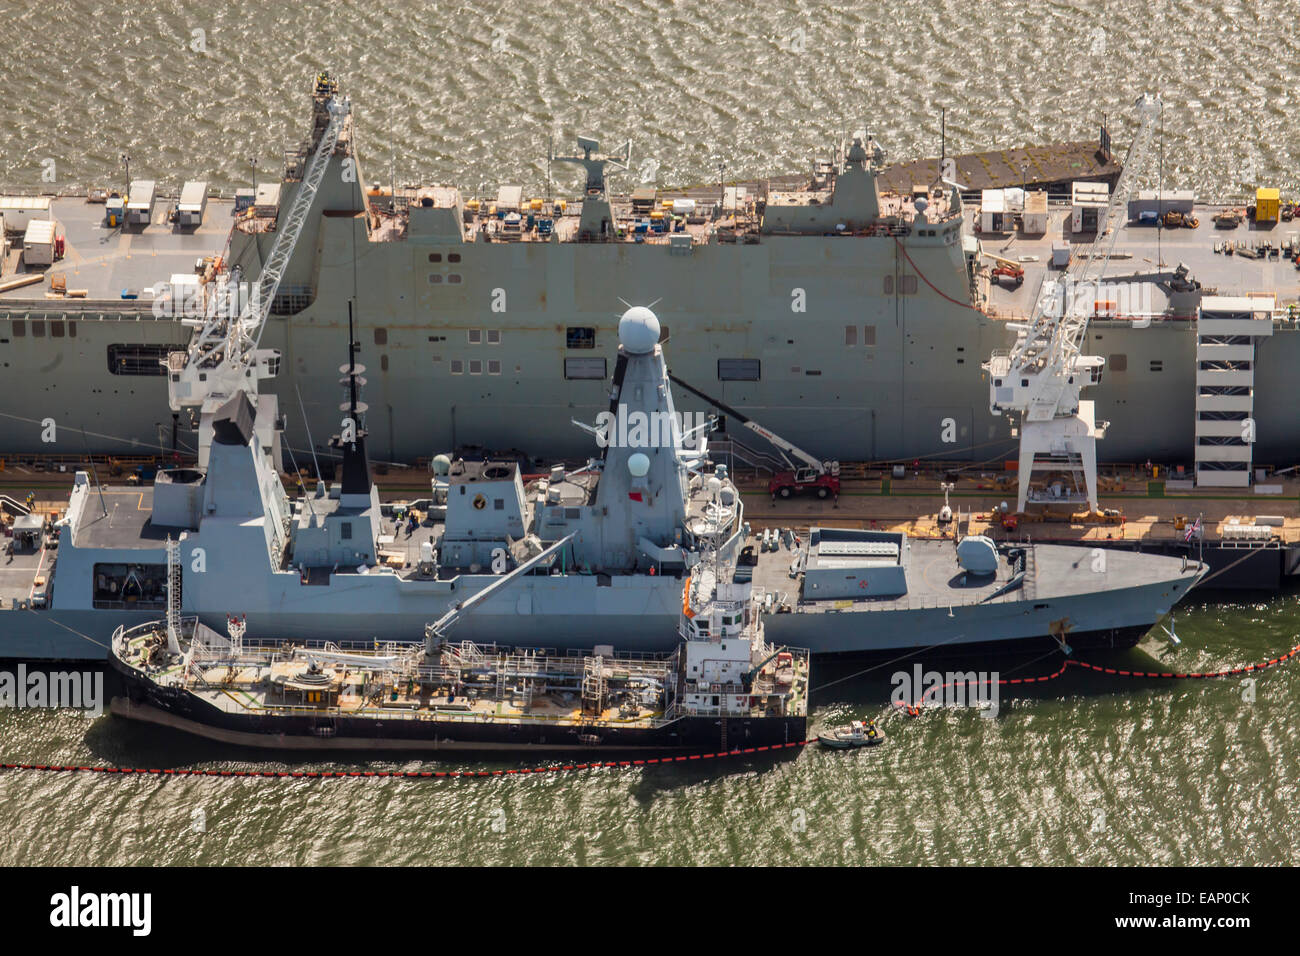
[166,77,351,466]
[982,94,1161,515]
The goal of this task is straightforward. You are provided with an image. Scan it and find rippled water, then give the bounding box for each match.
[1,0,1298,865]
[1,592,1297,866]
[1,1,1297,199]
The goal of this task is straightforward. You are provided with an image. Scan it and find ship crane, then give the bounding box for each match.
[982,93,1161,515]
[667,373,840,501]
[166,78,351,463]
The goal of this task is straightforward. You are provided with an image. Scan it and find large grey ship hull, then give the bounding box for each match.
[3,228,1298,468]
[7,566,1186,662]
[2,78,1299,472]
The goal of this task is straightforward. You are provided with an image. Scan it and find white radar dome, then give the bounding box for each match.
[618,306,661,354]
[627,452,651,477]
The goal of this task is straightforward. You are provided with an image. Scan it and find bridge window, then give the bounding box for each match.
[845,325,858,346]
[92,562,167,609]
[1149,360,1163,372]
[566,327,595,349]
[10,320,23,337]
[718,358,761,381]
[862,325,876,346]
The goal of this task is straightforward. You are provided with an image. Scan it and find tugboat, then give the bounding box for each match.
[817,719,886,749]
[107,540,810,754]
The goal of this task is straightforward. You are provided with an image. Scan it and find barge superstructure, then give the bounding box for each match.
[108,565,809,753]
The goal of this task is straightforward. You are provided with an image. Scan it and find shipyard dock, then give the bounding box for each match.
[726,469,1300,591]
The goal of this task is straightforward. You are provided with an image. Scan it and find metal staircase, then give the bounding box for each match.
[1194,297,1275,488]
[707,436,782,475]
[164,536,183,654]
[581,656,607,716]
[0,495,30,517]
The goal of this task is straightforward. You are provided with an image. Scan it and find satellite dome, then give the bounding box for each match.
[618,306,660,354]
[627,452,651,477]
[431,454,452,476]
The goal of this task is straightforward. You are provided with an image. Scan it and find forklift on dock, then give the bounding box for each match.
[982,252,1025,288]
[667,373,840,502]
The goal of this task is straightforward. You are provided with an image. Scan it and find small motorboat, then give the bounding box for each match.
[817,719,885,749]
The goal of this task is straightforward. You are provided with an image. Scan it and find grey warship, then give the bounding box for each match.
[0,73,1298,486]
[2,305,1203,661]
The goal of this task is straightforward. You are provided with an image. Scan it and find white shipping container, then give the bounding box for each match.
[1022,191,1048,234]
[176,181,208,226]
[22,219,57,267]
[253,182,281,216]
[0,196,54,234]
[127,180,157,224]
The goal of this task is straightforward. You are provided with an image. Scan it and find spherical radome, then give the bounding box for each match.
[618,306,660,354]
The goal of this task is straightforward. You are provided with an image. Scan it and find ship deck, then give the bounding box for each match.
[5,193,1298,317]
[981,203,1300,318]
[0,540,51,610]
[0,196,233,306]
[71,487,171,549]
[747,531,1194,616]
[117,623,673,728]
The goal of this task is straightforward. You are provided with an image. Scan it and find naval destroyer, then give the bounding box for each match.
[0,73,1297,484]
[1,304,1204,661]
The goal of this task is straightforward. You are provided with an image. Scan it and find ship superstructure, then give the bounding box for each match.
[107,557,809,753]
[2,302,1203,661]
[2,74,1299,479]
